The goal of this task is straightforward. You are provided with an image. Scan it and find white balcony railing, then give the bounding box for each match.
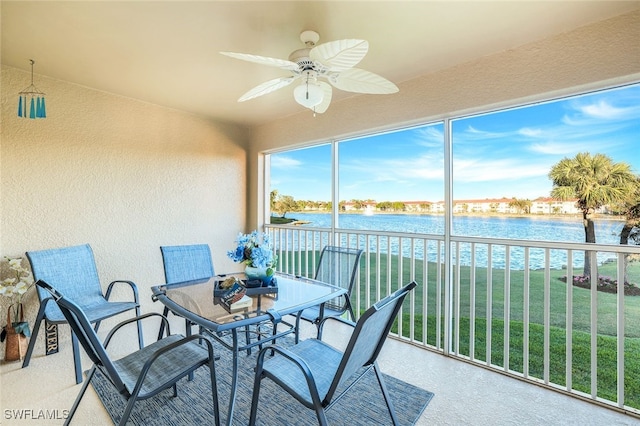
[266,223,640,418]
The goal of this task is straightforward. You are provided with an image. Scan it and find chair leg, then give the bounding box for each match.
[71,332,83,384]
[294,311,302,343]
[248,372,263,426]
[135,305,144,349]
[207,356,221,426]
[244,325,252,355]
[314,407,329,426]
[64,366,97,426]
[158,306,171,340]
[271,321,278,346]
[118,397,138,426]
[373,362,399,426]
[21,303,47,368]
[345,298,356,322]
[185,318,195,381]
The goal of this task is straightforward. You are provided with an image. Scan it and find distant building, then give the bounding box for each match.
[341,197,584,215]
[530,197,580,215]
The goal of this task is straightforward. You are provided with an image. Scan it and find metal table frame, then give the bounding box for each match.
[151,272,346,425]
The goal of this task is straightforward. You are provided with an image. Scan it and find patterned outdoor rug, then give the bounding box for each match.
[91,337,434,425]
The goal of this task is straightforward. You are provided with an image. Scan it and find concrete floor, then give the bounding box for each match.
[1,320,639,426]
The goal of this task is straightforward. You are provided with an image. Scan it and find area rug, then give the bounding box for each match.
[91,338,434,425]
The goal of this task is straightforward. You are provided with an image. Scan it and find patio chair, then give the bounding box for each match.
[159,244,215,338]
[160,243,256,357]
[295,246,363,341]
[160,244,215,284]
[249,281,417,426]
[23,244,143,384]
[35,280,220,426]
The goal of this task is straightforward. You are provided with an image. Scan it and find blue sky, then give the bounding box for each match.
[271,83,640,203]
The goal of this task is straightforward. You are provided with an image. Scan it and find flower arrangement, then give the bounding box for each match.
[227,230,277,274]
[0,257,34,337]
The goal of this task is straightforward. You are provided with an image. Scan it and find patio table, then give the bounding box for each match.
[150,272,346,425]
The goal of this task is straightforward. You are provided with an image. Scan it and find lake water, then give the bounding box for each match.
[282,212,627,270]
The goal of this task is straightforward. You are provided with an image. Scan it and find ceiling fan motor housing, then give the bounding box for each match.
[288,48,314,70]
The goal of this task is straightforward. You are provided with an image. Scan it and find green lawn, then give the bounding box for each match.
[359,252,640,338]
[278,249,640,408]
[396,314,640,409]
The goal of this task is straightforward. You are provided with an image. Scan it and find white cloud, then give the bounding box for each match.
[579,100,628,120]
[454,158,549,182]
[519,127,542,137]
[529,141,584,155]
[270,155,302,168]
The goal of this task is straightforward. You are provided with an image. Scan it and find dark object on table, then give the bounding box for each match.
[220,282,247,306]
[244,278,263,288]
[214,278,278,298]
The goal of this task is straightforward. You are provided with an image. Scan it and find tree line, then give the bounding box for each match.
[270,192,415,217]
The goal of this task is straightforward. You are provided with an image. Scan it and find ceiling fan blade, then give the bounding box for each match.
[220,51,299,72]
[312,82,333,114]
[309,39,368,72]
[237,76,297,102]
[330,68,399,94]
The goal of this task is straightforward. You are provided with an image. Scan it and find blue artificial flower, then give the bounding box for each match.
[227,230,277,270]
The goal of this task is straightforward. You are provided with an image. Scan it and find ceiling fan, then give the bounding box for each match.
[220,30,399,114]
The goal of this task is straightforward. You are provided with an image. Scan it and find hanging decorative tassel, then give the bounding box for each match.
[36,97,43,118]
[29,97,36,119]
[18,59,46,120]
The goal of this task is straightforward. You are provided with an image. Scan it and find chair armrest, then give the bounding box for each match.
[317,316,356,340]
[105,280,140,304]
[103,312,170,348]
[255,344,325,406]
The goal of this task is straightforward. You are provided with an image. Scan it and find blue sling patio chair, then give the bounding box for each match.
[23,244,143,384]
[295,246,363,341]
[160,244,258,357]
[160,244,215,285]
[35,280,220,426]
[159,244,215,338]
[250,281,417,426]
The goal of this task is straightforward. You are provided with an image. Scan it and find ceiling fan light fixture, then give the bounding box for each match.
[293,80,323,108]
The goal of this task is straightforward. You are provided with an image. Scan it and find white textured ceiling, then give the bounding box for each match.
[2,1,639,127]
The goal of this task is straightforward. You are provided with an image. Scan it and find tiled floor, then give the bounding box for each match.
[1,319,638,425]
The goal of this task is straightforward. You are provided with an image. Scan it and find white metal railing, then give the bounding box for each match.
[266,223,640,417]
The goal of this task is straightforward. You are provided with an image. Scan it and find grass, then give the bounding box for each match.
[358,252,640,337]
[396,314,640,409]
[277,249,640,409]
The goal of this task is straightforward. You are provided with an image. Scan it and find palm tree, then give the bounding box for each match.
[615,176,640,285]
[509,198,532,214]
[618,176,640,246]
[549,152,636,277]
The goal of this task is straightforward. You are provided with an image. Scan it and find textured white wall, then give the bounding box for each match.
[0,67,249,359]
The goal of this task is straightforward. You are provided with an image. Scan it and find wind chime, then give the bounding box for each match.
[17,59,46,119]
